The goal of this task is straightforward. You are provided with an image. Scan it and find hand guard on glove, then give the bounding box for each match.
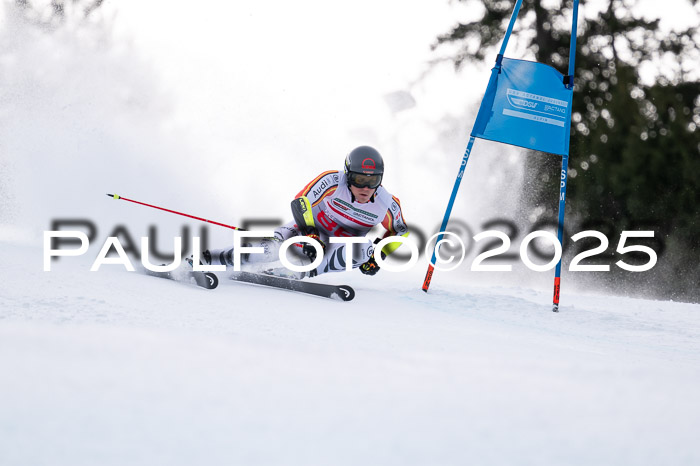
[359,255,380,276]
[360,239,388,276]
[301,230,325,262]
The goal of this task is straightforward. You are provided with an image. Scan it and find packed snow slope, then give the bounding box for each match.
[1,238,699,466]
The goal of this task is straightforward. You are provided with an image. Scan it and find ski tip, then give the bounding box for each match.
[206,272,219,289]
[193,271,219,289]
[334,285,355,301]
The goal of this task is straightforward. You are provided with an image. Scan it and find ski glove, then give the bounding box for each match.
[302,231,325,262]
[359,256,380,276]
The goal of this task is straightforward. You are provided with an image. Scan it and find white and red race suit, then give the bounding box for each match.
[209,170,409,276]
[265,170,409,275]
[296,170,408,238]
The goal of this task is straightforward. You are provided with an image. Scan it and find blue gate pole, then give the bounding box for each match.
[422,136,476,291]
[422,0,524,293]
[552,155,570,312]
[552,0,579,312]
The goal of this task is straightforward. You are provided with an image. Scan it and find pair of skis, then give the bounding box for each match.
[146,269,355,301]
[111,194,355,301]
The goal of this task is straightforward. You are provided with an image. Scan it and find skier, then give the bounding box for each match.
[198,145,409,278]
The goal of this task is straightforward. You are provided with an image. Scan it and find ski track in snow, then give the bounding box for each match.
[1,240,699,466]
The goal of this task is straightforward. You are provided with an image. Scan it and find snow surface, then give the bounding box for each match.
[2,238,699,466]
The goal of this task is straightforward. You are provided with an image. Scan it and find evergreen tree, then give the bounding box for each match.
[13,0,104,28]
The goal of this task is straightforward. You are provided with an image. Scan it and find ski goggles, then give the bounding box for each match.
[347,171,382,189]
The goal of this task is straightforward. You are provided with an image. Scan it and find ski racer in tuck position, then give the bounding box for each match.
[198,146,409,278]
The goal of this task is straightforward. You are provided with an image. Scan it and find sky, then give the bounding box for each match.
[68,0,509,234]
[99,0,698,190]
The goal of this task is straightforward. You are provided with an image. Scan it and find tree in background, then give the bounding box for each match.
[13,0,104,28]
[433,0,699,301]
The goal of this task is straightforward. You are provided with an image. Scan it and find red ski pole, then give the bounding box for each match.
[106,193,244,231]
